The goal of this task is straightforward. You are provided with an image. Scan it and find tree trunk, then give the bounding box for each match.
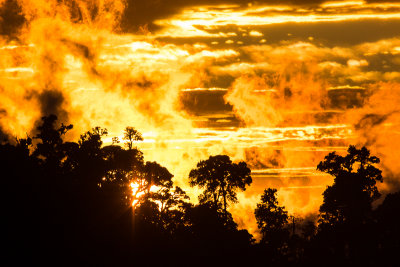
[213,193,218,208]
[222,186,227,221]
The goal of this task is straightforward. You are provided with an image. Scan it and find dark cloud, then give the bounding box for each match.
[0,127,8,142]
[38,90,69,123]
[0,108,9,141]
[245,148,285,169]
[364,52,400,74]
[121,0,327,32]
[62,39,100,77]
[62,40,93,60]
[367,0,400,2]
[0,0,25,38]
[328,89,367,109]
[354,112,397,130]
[179,90,244,127]
[257,19,400,47]
[156,18,400,47]
[179,90,232,115]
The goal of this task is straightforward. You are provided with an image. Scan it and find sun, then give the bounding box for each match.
[130,182,160,208]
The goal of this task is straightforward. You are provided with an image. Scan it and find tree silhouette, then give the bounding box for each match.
[7,113,400,265]
[123,126,142,150]
[253,188,291,265]
[101,144,143,207]
[317,145,383,227]
[2,115,261,264]
[65,126,109,184]
[1,135,41,264]
[127,161,174,208]
[300,219,317,241]
[151,186,189,215]
[255,188,289,243]
[137,186,191,238]
[143,161,173,191]
[33,114,73,171]
[374,191,400,265]
[189,155,252,218]
[311,145,385,265]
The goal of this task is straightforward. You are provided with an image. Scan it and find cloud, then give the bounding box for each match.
[345,82,400,187]
[37,90,68,121]
[146,0,400,43]
[121,0,329,32]
[0,108,10,141]
[0,0,25,38]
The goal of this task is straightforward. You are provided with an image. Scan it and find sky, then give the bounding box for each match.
[1,0,400,237]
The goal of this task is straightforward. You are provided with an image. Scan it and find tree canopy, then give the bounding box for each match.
[2,115,399,266]
[123,126,143,150]
[189,155,252,217]
[317,145,383,227]
[255,188,289,243]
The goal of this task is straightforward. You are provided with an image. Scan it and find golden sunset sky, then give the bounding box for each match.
[1,0,400,237]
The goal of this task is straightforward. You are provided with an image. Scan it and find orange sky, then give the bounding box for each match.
[1,0,400,238]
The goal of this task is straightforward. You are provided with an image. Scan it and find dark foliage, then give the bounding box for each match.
[2,117,399,266]
[189,155,252,218]
[317,145,382,228]
[303,145,396,267]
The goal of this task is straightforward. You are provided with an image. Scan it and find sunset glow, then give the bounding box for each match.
[130,182,159,208]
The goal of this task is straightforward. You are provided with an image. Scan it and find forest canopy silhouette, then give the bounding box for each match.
[2,115,399,265]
